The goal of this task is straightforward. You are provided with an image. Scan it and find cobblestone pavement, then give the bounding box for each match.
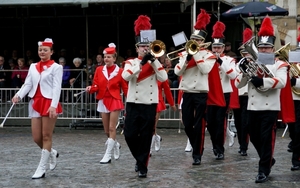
[1,126,300,188]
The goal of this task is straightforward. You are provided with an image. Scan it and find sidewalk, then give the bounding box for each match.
[0,127,299,188]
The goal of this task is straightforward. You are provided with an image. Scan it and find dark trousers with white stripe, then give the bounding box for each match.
[124,102,157,174]
[288,100,300,166]
[248,110,278,176]
[182,93,207,161]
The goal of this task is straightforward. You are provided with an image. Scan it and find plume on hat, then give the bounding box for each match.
[211,21,225,38]
[243,28,253,43]
[194,9,210,31]
[257,16,274,37]
[134,15,151,36]
[297,26,300,42]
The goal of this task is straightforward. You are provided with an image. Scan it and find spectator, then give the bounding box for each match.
[224,42,237,58]
[95,54,105,68]
[86,57,95,86]
[0,56,7,101]
[11,58,28,88]
[59,57,71,102]
[69,57,87,89]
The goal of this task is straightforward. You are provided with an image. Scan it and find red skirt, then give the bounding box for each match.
[103,96,124,112]
[32,97,63,116]
[156,99,166,113]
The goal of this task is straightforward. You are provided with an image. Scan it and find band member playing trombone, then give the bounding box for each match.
[86,43,128,164]
[122,15,167,178]
[174,9,216,165]
[235,16,288,183]
[206,21,237,160]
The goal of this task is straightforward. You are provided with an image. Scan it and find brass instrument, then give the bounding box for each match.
[149,40,166,58]
[238,36,274,93]
[166,40,211,61]
[277,42,300,95]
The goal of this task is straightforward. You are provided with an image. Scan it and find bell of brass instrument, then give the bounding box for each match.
[238,36,274,93]
[275,42,290,62]
[149,40,166,57]
[166,40,211,61]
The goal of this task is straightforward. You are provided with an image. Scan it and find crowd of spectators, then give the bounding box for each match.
[0,46,179,102]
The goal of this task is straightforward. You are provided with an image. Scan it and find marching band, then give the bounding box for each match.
[5,8,300,184]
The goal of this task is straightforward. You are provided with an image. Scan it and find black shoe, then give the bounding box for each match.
[216,153,224,160]
[255,172,268,183]
[192,158,201,165]
[135,164,139,172]
[240,150,247,156]
[272,158,276,167]
[138,171,147,178]
[213,149,217,156]
[287,148,293,152]
[291,165,300,171]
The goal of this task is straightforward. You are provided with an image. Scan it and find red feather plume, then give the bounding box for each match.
[211,21,225,38]
[243,28,253,43]
[134,15,151,36]
[194,9,210,30]
[258,16,274,37]
[297,26,300,42]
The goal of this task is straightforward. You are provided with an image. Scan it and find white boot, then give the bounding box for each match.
[32,149,50,179]
[49,148,59,171]
[114,141,121,160]
[155,134,162,151]
[185,138,192,152]
[150,135,155,156]
[227,126,235,147]
[100,138,115,164]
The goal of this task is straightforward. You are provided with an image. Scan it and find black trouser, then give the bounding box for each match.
[124,102,156,174]
[233,96,249,151]
[288,100,300,166]
[182,93,207,160]
[206,93,230,155]
[248,110,278,176]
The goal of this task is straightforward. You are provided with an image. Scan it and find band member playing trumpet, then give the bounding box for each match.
[174,9,216,165]
[86,43,128,164]
[122,15,167,178]
[235,16,288,183]
[206,21,237,160]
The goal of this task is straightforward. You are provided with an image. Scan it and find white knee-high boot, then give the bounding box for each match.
[100,138,115,164]
[32,149,50,179]
[49,148,59,170]
[114,140,121,160]
[150,135,155,156]
[185,138,192,152]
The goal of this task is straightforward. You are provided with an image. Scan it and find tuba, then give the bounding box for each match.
[238,36,274,93]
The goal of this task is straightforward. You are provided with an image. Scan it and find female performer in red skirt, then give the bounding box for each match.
[12,38,63,179]
[86,43,128,164]
[150,69,177,155]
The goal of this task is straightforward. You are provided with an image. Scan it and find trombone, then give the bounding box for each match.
[149,40,166,58]
[166,40,211,61]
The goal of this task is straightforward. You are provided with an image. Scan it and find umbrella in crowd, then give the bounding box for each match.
[222,1,288,18]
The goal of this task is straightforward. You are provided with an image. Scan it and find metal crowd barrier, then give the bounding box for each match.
[0,87,181,129]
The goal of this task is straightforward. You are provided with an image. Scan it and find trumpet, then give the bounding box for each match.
[166,40,211,61]
[149,40,166,58]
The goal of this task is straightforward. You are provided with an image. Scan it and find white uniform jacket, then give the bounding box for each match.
[235,59,288,111]
[122,58,167,104]
[291,66,300,100]
[235,59,248,96]
[219,55,237,93]
[16,62,63,108]
[174,49,216,93]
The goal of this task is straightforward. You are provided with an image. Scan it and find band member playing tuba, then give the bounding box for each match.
[229,28,253,157]
[235,16,289,183]
[206,21,237,160]
[174,9,216,165]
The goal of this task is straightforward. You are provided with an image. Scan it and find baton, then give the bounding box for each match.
[74,90,86,97]
[282,123,289,138]
[0,103,15,128]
